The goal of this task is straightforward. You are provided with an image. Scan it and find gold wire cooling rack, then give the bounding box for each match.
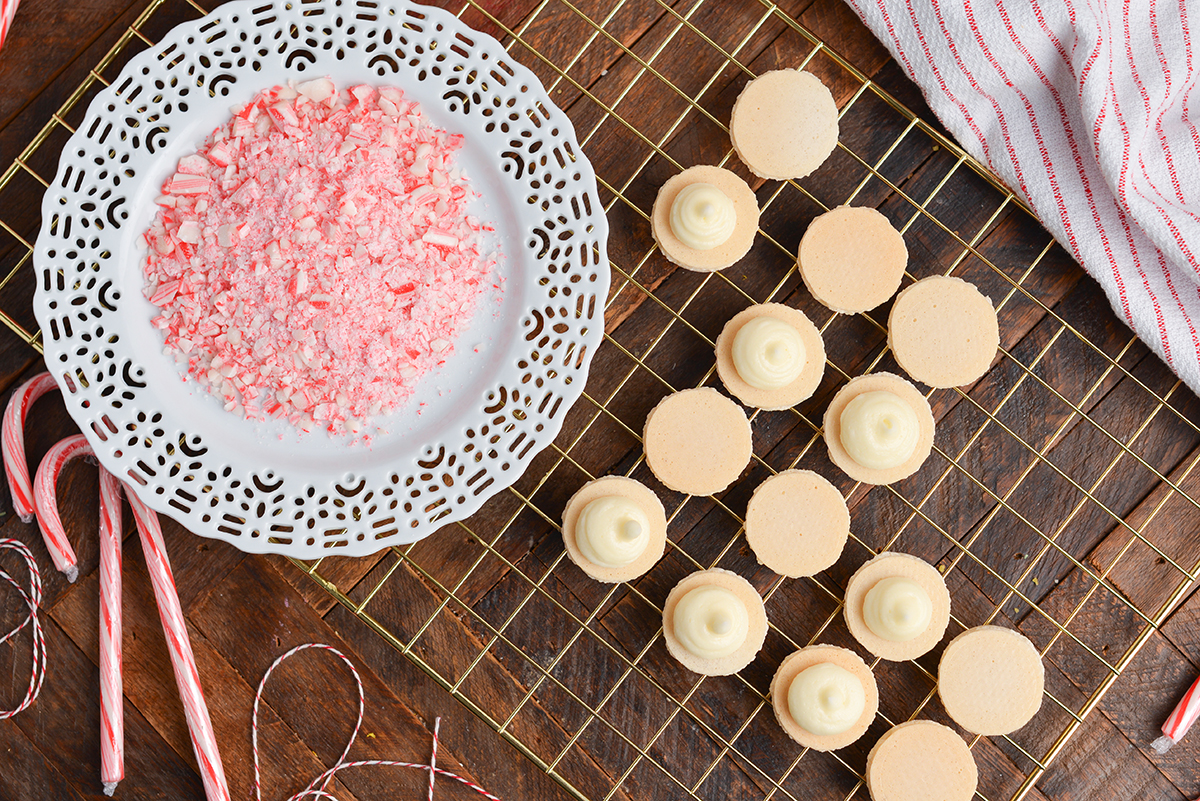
[5,0,1200,799]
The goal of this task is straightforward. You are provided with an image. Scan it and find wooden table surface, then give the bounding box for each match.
[3,1,1200,800]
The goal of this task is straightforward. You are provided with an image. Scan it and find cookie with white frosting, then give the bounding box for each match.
[651,165,759,272]
[844,551,951,662]
[562,475,668,584]
[770,644,878,751]
[662,568,768,676]
[823,373,934,486]
[714,303,825,410]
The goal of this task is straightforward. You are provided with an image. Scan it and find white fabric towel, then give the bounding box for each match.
[845,0,1200,392]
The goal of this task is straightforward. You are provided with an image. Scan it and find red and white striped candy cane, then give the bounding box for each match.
[127,489,230,801]
[99,470,124,796]
[33,434,93,582]
[3,372,59,523]
[0,0,20,53]
[0,537,45,719]
[1152,673,1200,754]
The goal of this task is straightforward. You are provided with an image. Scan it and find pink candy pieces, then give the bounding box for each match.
[128,491,230,801]
[4,372,60,522]
[32,433,93,582]
[142,80,496,437]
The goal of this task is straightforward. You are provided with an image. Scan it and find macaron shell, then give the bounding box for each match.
[937,625,1045,735]
[865,720,978,801]
[643,387,753,496]
[889,276,1000,388]
[823,372,934,486]
[745,469,849,577]
[799,206,908,314]
[844,551,951,662]
[729,69,839,181]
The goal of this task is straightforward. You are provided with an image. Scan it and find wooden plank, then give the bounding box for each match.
[4,616,205,800]
[49,550,364,801]
[0,719,88,801]
[193,554,582,801]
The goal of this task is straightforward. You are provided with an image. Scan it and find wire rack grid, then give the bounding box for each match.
[3,0,1200,799]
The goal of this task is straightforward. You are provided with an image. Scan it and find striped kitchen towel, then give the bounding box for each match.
[845,0,1200,393]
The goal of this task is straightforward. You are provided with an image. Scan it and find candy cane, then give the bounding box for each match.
[0,0,19,53]
[127,489,230,801]
[3,372,59,523]
[32,434,93,582]
[99,470,124,796]
[0,538,45,719]
[1152,673,1200,753]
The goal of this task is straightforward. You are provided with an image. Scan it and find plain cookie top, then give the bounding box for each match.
[643,387,753,496]
[561,475,668,584]
[662,568,768,676]
[730,69,839,180]
[937,625,1045,735]
[823,373,935,486]
[651,165,760,272]
[865,720,978,801]
[714,303,826,410]
[844,551,951,662]
[770,644,878,752]
[745,470,849,578]
[889,276,1000,388]
[799,206,908,314]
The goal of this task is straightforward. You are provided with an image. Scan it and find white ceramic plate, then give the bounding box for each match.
[33,0,609,557]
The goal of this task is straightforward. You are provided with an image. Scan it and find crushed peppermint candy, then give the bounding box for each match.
[142,79,497,437]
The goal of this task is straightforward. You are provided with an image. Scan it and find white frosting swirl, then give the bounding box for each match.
[863,576,933,642]
[669,182,737,250]
[673,585,750,659]
[839,390,920,470]
[575,496,651,568]
[731,316,807,390]
[787,662,867,736]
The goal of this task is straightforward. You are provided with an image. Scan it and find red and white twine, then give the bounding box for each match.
[253,643,501,801]
[0,537,45,720]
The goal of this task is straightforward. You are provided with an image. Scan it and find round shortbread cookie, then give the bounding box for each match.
[823,373,934,486]
[729,69,839,181]
[663,568,768,676]
[714,303,826,410]
[844,551,951,661]
[865,720,978,801]
[643,387,753,496]
[799,206,908,314]
[937,625,1045,735]
[770,644,878,751]
[651,165,760,272]
[889,276,1000,388]
[562,476,668,584]
[745,470,848,578]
